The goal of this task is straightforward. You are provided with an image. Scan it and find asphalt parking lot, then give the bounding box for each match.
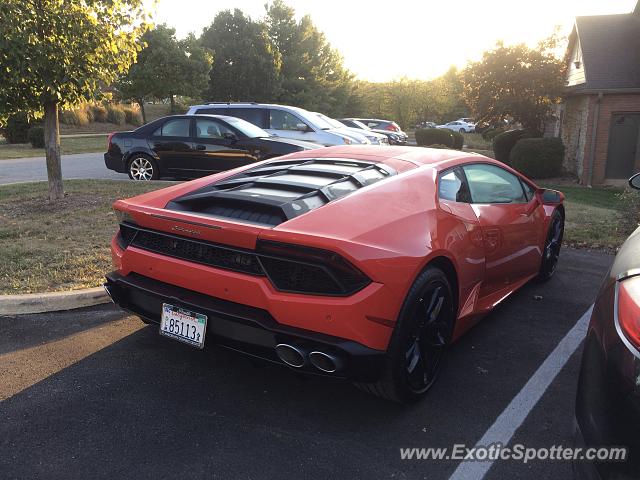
[0,248,613,480]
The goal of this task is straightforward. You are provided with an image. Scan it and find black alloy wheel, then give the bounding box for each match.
[537,210,564,281]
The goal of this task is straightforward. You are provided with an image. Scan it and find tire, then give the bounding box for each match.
[536,209,564,282]
[127,154,160,181]
[354,266,455,403]
[459,128,465,133]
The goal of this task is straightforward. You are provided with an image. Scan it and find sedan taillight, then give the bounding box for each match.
[616,274,640,352]
[107,132,115,150]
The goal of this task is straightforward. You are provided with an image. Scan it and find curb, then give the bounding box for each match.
[0,287,110,316]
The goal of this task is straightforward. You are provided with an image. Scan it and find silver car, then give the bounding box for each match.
[186,103,368,146]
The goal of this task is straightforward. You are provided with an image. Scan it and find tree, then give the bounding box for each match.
[265,1,358,116]
[0,0,148,200]
[116,25,212,123]
[462,36,565,131]
[201,9,280,102]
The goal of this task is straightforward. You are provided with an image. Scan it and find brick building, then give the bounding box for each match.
[559,1,640,185]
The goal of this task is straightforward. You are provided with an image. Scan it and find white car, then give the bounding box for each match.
[437,120,476,133]
[186,103,367,146]
[313,113,388,145]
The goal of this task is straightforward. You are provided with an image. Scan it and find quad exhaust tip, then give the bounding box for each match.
[309,351,344,373]
[275,343,307,368]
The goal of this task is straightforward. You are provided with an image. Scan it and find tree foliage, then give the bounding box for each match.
[462,36,565,131]
[0,0,149,200]
[356,68,468,129]
[201,9,280,102]
[264,1,360,116]
[116,25,212,122]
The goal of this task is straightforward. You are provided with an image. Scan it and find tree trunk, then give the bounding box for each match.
[43,101,64,201]
[169,94,175,113]
[137,99,147,124]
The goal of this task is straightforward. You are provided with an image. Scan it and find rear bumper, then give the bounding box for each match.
[104,271,386,381]
[104,152,126,173]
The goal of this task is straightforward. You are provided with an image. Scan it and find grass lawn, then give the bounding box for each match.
[542,182,636,251]
[0,178,635,295]
[0,180,172,295]
[0,135,108,160]
[462,132,492,150]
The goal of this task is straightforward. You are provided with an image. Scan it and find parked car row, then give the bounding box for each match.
[106,102,410,180]
[339,118,408,145]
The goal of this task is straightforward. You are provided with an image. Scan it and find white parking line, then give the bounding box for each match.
[448,305,594,480]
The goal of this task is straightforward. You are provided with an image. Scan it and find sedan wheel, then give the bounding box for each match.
[128,156,158,181]
[459,128,465,133]
[537,210,564,281]
[354,266,454,403]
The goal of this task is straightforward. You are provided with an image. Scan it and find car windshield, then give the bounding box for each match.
[223,116,270,138]
[351,120,371,130]
[294,109,333,130]
[313,113,344,130]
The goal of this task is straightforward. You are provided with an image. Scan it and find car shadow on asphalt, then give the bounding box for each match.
[0,303,125,355]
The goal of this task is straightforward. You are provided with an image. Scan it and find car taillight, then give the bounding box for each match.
[107,132,115,149]
[616,275,640,351]
[113,208,138,249]
[256,240,370,296]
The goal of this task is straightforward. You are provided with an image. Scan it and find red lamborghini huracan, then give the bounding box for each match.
[105,146,564,402]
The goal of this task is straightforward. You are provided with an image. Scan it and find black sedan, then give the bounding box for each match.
[105,114,322,180]
[575,172,640,479]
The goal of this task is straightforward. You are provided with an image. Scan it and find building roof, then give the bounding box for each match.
[566,6,640,93]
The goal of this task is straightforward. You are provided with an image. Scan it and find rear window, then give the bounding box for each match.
[226,108,268,129]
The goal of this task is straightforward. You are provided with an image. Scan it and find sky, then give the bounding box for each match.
[151,0,637,82]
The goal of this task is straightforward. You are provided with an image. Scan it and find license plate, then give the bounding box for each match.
[159,303,207,349]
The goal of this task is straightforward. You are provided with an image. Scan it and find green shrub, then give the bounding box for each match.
[106,104,126,125]
[91,104,108,122]
[5,113,30,143]
[415,128,455,148]
[171,101,189,115]
[509,137,564,179]
[60,108,89,126]
[450,130,464,149]
[123,106,143,126]
[27,126,45,148]
[492,129,539,165]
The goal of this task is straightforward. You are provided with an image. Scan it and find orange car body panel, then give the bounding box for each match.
[111,146,562,351]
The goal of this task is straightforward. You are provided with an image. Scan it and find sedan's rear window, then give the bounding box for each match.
[153,118,190,137]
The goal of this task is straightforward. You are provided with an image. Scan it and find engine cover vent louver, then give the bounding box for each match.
[165,158,397,227]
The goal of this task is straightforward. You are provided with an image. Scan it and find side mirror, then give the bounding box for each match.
[629,172,640,190]
[223,132,237,142]
[296,123,310,132]
[537,188,564,205]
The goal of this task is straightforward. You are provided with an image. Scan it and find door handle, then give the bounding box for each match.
[196,144,206,151]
